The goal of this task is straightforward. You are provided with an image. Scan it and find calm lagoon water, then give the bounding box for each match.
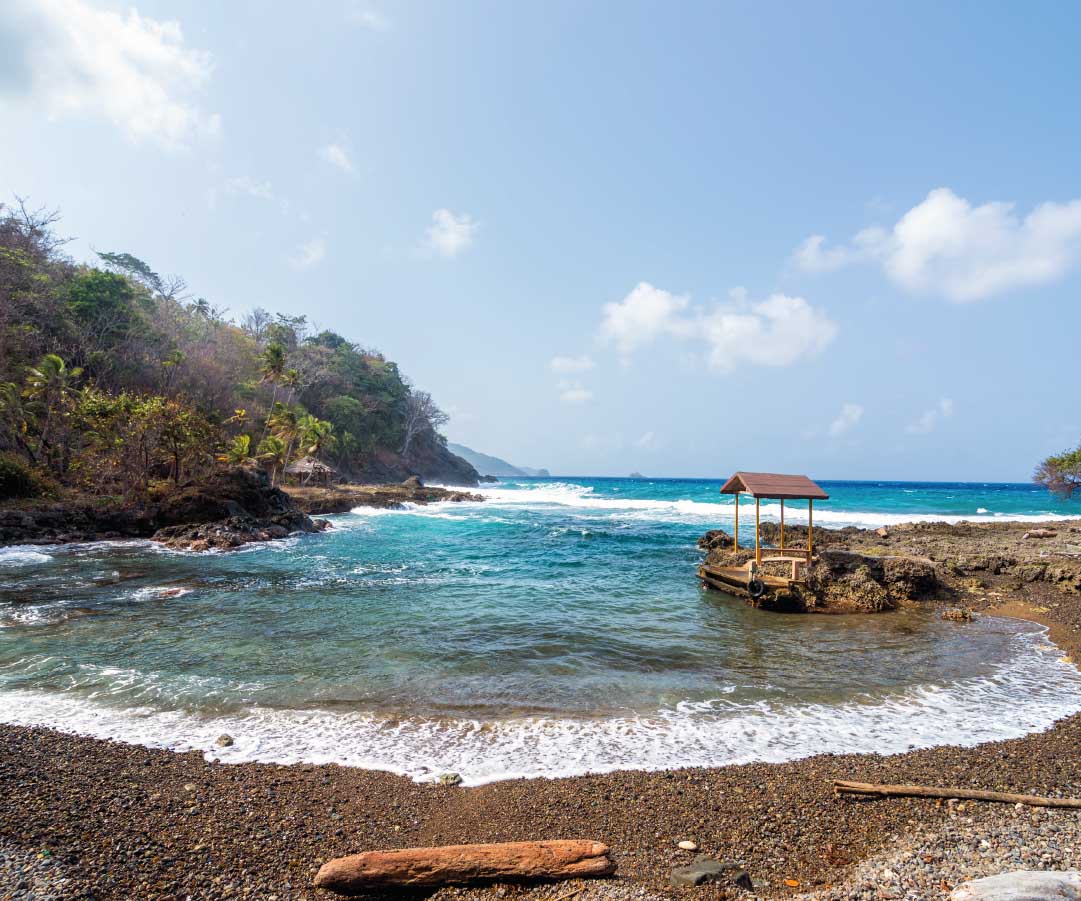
[1,477,1080,784]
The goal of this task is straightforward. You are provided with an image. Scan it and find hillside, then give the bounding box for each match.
[0,200,480,499]
[446,443,550,478]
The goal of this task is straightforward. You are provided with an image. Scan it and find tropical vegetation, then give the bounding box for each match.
[0,199,460,499]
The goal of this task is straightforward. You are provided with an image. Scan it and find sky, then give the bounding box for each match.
[2,0,1080,481]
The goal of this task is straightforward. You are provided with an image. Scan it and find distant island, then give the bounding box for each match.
[629,472,645,478]
[446,443,550,478]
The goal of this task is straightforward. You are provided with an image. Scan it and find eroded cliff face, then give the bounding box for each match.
[346,438,480,487]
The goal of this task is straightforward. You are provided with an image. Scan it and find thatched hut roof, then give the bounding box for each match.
[284,456,338,476]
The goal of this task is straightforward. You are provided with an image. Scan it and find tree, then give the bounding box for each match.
[268,403,300,470]
[23,354,82,469]
[1035,443,1081,498]
[298,414,336,458]
[218,434,253,465]
[256,435,288,485]
[400,391,448,458]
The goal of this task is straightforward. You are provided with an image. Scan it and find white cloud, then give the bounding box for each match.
[289,236,326,269]
[320,142,354,174]
[549,355,595,374]
[828,402,864,437]
[558,380,593,404]
[599,283,691,354]
[794,188,1081,302]
[425,209,478,258]
[224,176,275,201]
[907,397,954,434]
[1,0,218,147]
[599,282,836,371]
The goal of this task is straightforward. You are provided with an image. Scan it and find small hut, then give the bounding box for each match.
[700,471,829,600]
[284,456,339,487]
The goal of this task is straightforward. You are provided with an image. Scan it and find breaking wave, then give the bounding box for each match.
[0,628,1078,785]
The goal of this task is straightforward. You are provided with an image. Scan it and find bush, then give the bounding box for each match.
[0,453,43,500]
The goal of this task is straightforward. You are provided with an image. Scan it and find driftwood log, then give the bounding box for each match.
[834,780,1081,809]
[314,840,615,895]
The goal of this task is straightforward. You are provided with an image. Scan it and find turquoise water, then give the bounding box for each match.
[1,477,1080,783]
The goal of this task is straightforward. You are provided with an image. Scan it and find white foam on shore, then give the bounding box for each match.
[1,631,1079,785]
[434,482,1075,529]
[0,546,54,566]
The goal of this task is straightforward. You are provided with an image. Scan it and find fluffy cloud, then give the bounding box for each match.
[289,237,326,269]
[320,142,354,174]
[828,402,864,437]
[795,188,1081,302]
[558,381,593,404]
[907,397,954,434]
[599,282,836,371]
[549,355,595,374]
[425,209,478,258]
[0,0,218,147]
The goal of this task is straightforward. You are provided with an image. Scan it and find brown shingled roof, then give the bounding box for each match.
[719,471,829,500]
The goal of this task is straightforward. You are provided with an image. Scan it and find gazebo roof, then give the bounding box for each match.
[284,455,337,475]
[719,471,829,500]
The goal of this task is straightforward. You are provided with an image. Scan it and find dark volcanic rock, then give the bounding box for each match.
[670,856,753,890]
[0,465,327,551]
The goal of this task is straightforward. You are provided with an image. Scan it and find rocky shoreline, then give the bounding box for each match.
[2,518,1081,899]
[0,469,484,553]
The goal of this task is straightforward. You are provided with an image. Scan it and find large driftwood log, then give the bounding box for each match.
[314,840,615,894]
[834,780,1081,809]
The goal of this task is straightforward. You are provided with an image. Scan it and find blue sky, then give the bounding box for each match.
[2,1,1080,481]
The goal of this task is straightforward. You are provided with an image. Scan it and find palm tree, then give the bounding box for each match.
[298,415,336,458]
[218,434,253,465]
[23,354,83,467]
[281,368,301,405]
[258,343,287,442]
[256,435,288,485]
[267,403,300,471]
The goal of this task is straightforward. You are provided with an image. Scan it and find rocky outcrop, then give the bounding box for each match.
[0,465,328,550]
[284,482,483,515]
[699,517,1081,613]
[314,841,615,893]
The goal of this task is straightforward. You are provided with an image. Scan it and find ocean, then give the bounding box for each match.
[1,477,1080,784]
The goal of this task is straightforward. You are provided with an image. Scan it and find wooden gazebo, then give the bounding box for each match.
[699,471,830,603]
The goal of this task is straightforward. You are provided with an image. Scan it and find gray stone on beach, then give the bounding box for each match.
[215,734,234,747]
[436,772,462,786]
[950,870,1081,900]
[670,855,752,890]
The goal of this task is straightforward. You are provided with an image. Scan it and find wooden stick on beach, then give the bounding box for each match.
[834,780,1081,809]
[314,840,615,895]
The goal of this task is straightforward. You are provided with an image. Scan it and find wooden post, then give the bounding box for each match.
[808,498,814,558]
[780,498,785,549]
[755,497,761,564]
[733,493,739,550]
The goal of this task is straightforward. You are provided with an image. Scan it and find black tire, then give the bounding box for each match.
[747,577,766,598]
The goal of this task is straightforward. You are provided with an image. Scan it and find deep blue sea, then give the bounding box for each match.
[1,477,1080,784]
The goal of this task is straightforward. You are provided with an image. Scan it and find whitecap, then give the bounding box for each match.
[0,546,53,567]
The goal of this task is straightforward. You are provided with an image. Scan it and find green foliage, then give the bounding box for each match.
[0,452,42,499]
[1035,443,1081,498]
[219,434,253,465]
[0,202,456,493]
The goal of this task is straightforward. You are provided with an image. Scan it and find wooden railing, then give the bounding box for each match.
[759,547,811,562]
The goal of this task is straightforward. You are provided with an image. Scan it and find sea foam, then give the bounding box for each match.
[1,629,1078,785]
